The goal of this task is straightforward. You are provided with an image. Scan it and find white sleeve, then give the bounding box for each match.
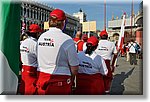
[35,43,38,56]
[83,42,87,51]
[99,57,108,75]
[66,41,79,67]
[31,41,37,56]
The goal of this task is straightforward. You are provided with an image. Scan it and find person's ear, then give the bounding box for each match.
[61,20,66,30]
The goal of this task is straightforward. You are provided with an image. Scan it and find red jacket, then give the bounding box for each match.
[73,38,84,51]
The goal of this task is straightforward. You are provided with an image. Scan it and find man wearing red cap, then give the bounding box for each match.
[75,36,108,95]
[95,30,117,94]
[73,31,84,52]
[36,9,79,95]
[20,24,42,94]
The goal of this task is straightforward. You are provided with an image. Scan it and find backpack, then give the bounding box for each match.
[128,43,140,53]
[135,43,141,53]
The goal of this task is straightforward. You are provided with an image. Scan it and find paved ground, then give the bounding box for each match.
[110,56,143,95]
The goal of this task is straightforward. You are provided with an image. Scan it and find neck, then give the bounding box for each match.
[85,49,94,56]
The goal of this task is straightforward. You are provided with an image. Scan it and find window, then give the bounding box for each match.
[31,10,32,18]
[27,9,29,17]
[39,10,41,20]
[24,8,26,16]
[33,10,35,19]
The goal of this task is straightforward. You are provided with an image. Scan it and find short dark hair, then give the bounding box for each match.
[100,35,108,39]
[26,31,37,38]
[131,39,134,42]
[49,16,64,29]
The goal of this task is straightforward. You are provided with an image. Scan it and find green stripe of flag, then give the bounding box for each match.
[0,0,20,94]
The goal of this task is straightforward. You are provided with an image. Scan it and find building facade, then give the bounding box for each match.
[73,9,87,23]
[21,1,80,37]
[108,14,137,43]
[21,1,51,30]
[108,2,143,45]
[134,1,143,46]
[73,9,98,37]
[65,14,81,37]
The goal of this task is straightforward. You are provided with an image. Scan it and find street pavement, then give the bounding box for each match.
[110,56,143,95]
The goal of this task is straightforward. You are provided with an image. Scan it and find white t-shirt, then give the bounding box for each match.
[37,27,79,76]
[128,42,136,53]
[95,40,117,60]
[78,51,108,75]
[20,36,38,67]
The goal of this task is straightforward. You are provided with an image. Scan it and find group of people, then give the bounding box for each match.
[19,9,118,95]
[117,39,142,67]
[125,40,142,66]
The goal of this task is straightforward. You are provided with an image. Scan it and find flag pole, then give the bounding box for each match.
[104,0,106,30]
[114,12,126,68]
[130,0,134,39]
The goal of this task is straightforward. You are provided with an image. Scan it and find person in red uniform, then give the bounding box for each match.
[95,30,117,94]
[82,34,88,42]
[36,9,79,95]
[76,36,108,95]
[20,24,42,95]
[73,31,84,52]
[82,34,88,51]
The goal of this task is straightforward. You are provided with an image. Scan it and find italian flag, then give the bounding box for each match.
[114,12,126,67]
[0,0,20,94]
[117,12,126,50]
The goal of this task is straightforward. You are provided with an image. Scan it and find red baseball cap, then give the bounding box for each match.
[87,36,99,46]
[29,24,42,33]
[100,30,108,37]
[50,9,66,21]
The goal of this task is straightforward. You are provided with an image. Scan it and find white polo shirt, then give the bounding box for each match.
[128,42,136,53]
[37,27,79,76]
[20,36,38,67]
[95,40,117,60]
[78,51,108,75]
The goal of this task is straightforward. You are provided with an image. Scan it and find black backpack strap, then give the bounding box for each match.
[129,43,136,50]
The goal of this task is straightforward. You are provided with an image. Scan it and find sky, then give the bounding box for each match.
[35,0,143,30]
